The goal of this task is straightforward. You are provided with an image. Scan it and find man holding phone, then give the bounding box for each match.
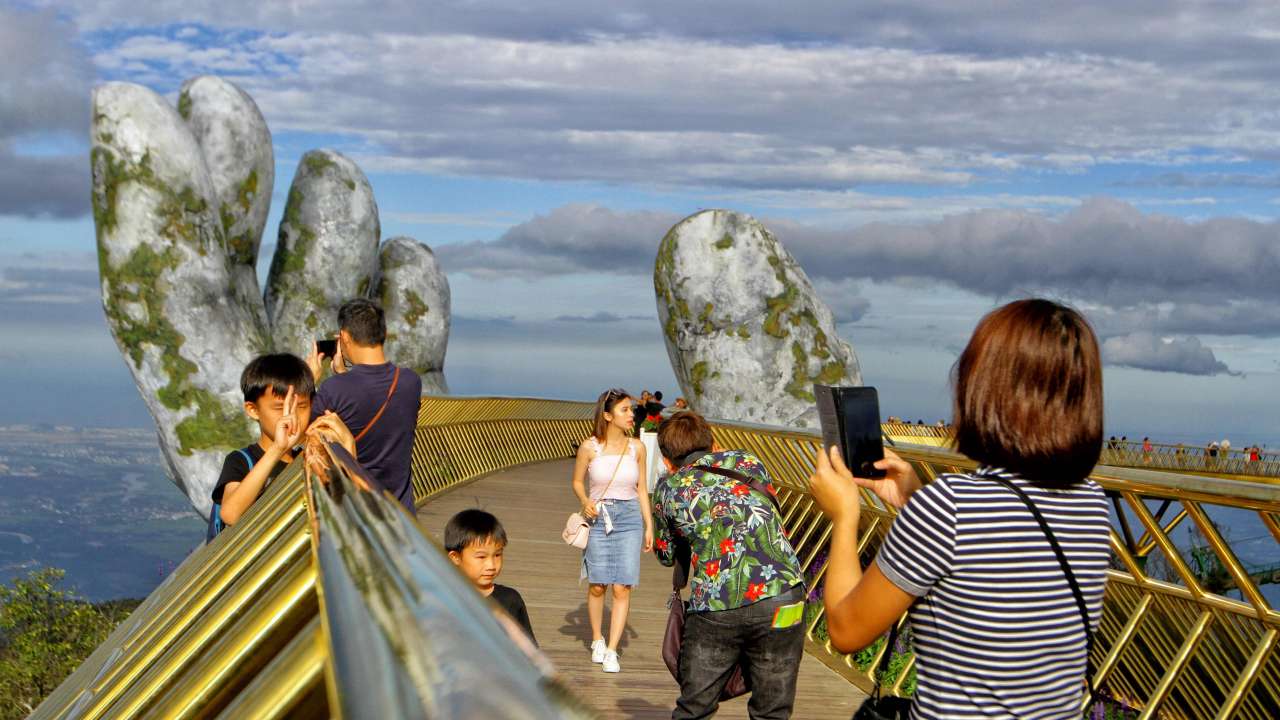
[307,298,422,513]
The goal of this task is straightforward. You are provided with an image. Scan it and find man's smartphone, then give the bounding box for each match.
[316,339,338,358]
[814,385,886,478]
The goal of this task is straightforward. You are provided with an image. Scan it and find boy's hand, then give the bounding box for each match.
[307,410,356,458]
[304,432,333,481]
[271,385,303,454]
[305,342,325,382]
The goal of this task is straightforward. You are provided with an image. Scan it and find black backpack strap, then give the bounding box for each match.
[695,464,781,512]
[990,476,1098,703]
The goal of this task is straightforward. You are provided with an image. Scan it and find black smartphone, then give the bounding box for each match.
[815,385,886,478]
[316,339,337,358]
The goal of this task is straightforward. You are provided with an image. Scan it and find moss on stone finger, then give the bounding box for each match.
[403,289,429,327]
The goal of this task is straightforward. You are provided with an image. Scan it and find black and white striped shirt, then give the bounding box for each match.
[877,468,1111,719]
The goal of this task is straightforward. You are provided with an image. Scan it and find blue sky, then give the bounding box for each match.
[5,2,1280,446]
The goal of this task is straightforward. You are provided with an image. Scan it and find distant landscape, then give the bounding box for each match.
[0,426,203,602]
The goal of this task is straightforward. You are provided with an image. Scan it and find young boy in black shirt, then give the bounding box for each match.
[208,354,316,541]
[444,509,536,644]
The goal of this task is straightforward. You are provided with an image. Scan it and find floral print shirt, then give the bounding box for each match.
[653,450,805,612]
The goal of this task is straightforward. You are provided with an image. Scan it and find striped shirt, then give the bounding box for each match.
[877,468,1110,719]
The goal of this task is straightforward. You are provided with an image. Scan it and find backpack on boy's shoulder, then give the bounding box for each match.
[206,448,254,543]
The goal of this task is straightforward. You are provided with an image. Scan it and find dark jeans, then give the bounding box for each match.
[674,586,806,720]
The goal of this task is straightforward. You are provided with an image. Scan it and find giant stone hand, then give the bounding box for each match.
[655,209,861,428]
[90,77,451,521]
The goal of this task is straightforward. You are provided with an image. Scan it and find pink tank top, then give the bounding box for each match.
[586,436,640,501]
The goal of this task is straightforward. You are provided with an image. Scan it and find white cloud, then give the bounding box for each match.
[63,21,1280,197]
[1102,332,1238,376]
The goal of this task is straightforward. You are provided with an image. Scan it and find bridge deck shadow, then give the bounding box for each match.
[418,458,866,719]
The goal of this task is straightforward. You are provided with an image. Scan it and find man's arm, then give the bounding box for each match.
[652,483,677,567]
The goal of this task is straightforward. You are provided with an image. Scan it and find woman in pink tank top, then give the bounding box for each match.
[571,388,654,674]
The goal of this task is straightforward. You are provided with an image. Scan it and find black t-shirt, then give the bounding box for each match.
[490,584,536,645]
[212,443,293,506]
[644,401,665,418]
[312,363,422,513]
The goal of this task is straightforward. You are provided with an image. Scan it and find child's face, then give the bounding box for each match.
[448,537,504,591]
[246,386,313,441]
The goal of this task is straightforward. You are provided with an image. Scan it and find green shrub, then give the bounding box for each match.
[0,568,138,719]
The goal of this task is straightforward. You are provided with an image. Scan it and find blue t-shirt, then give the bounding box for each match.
[312,362,421,513]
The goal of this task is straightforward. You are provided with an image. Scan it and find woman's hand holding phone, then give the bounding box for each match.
[809,446,923,524]
[808,445,863,527]
[852,448,921,509]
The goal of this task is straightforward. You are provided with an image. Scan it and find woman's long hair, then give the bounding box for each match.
[951,299,1103,488]
[592,388,633,441]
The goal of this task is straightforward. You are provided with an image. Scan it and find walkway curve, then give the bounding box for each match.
[417,458,867,719]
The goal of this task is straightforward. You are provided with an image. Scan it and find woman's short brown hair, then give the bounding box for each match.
[952,299,1103,488]
[657,411,714,464]
[592,388,632,440]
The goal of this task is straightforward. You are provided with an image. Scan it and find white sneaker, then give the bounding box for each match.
[590,639,607,663]
[602,649,620,673]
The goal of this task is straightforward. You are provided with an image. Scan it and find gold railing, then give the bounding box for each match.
[35,395,1278,718]
[33,405,599,719]
[414,396,1280,720]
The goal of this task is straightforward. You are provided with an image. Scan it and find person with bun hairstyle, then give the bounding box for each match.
[809,299,1112,719]
[571,388,654,673]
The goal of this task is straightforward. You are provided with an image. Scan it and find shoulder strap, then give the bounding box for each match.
[868,616,906,699]
[592,440,628,501]
[237,448,255,468]
[990,476,1098,701]
[353,366,401,443]
[696,464,781,513]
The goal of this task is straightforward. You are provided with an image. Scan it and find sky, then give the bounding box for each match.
[4,1,1280,446]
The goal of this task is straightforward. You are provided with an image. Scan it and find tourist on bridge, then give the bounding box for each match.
[653,411,807,720]
[570,388,654,674]
[306,299,422,514]
[809,298,1111,719]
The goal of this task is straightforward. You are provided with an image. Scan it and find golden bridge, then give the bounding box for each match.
[32,397,1280,719]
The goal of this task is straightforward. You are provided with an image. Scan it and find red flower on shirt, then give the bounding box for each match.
[705,560,720,577]
[745,583,766,601]
[731,483,750,496]
[720,538,736,555]
[655,539,669,551]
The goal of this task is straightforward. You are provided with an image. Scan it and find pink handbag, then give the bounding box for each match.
[562,439,627,549]
[562,512,591,549]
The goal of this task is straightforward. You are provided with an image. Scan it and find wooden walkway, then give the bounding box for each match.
[417,459,865,719]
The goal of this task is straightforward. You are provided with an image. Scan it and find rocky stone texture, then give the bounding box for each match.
[654,209,862,428]
[91,78,455,521]
[378,237,451,394]
[91,82,266,518]
[178,76,274,340]
[265,149,381,356]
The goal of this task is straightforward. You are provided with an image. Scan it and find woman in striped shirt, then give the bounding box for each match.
[809,299,1111,719]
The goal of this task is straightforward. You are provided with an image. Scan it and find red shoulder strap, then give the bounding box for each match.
[353,367,401,443]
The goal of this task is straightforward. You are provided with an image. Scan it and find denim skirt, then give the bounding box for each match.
[584,498,642,586]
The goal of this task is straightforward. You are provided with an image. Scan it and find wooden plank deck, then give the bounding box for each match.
[417,459,865,719]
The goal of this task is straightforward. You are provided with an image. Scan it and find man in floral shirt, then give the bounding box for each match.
[653,412,806,720]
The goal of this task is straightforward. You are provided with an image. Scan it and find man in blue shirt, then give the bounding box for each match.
[308,299,421,513]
